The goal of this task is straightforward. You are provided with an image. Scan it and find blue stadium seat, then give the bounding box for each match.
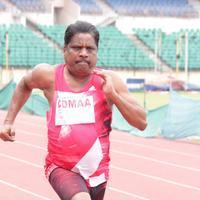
[105,0,198,17]
[74,0,102,14]
[10,0,45,12]
[0,2,6,11]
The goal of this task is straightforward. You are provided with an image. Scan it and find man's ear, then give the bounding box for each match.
[63,46,67,53]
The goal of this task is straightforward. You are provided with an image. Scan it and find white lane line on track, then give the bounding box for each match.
[15,141,46,150]
[111,139,200,158]
[0,180,53,200]
[0,153,43,169]
[16,129,200,159]
[111,149,200,172]
[17,129,199,160]
[108,186,151,200]
[111,165,200,192]
[1,146,200,193]
[14,140,200,172]
[0,155,145,199]
[18,130,45,138]
[0,116,45,128]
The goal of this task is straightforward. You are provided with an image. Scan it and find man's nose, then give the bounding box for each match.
[79,48,88,56]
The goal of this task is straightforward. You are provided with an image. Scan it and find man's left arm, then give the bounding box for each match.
[94,70,147,130]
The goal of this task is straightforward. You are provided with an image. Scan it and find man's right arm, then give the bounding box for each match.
[0,63,53,142]
[0,77,32,141]
[4,76,33,125]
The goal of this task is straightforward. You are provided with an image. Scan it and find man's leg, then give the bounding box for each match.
[89,182,107,200]
[49,167,91,200]
[71,192,91,200]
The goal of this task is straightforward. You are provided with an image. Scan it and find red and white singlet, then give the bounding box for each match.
[45,64,112,187]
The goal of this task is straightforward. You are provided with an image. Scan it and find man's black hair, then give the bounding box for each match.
[64,21,99,48]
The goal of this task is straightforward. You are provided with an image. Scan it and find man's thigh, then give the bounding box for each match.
[49,167,90,200]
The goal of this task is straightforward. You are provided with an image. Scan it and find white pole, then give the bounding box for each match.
[184,32,189,85]
[5,32,9,70]
[154,30,158,72]
[176,36,178,77]
[0,41,2,83]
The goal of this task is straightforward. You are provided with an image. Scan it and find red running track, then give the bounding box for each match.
[0,110,200,200]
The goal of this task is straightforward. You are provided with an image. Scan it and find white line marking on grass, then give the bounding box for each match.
[111,150,200,172]
[0,180,53,200]
[111,165,200,192]
[108,186,151,200]
[111,139,200,158]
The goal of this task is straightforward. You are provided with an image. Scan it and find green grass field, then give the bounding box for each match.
[132,91,200,110]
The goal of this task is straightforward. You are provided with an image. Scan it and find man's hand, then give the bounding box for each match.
[94,69,147,130]
[0,124,15,142]
[93,69,118,100]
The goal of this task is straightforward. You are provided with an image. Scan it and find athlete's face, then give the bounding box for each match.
[64,33,98,78]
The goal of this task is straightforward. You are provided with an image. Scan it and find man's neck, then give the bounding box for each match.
[64,67,92,90]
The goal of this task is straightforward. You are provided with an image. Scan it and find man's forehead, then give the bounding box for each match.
[70,33,96,45]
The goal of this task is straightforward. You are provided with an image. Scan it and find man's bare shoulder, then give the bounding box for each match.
[25,63,57,90]
[33,63,56,74]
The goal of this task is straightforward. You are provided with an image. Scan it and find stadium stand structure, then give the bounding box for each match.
[9,0,45,12]
[0,0,200,85]
[0,2,6,11]
[1,24,200,71]
[133,28,200,69]
[104,0,198,17]
[2,23,200,72]
[74,0,102,14]
[2,21,156,69]
[37,24,65,47]
[0,0,199,139]
[97,26,155,68]
[0,24,63,67]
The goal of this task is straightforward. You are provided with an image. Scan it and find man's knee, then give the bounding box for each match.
[71,192,91,200]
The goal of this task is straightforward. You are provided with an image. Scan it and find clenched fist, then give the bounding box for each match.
[0,124,15,142]
[94,69,118,100]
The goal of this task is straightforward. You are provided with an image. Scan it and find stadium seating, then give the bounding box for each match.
[186,29,200,69]
[38,24,65,47]
[73,0,102,14]
[1,24,200,70]
[134,28,200,69]
[97,26,154,68]
[134,28,178,68]
[105,0,198,17]
[0,24,63,67]
[0,2,6,11]
[9,0,45,12]
[0,24,155,69]
[38,25,155,69]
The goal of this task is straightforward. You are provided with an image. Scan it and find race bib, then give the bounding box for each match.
[55,91,95,125]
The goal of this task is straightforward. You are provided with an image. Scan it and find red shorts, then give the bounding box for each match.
[49,167,107,200]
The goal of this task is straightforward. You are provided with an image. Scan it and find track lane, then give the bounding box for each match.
[1,110,200,200]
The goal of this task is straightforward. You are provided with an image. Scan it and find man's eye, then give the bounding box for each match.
[87,47,93,50]
[72,47,81,51]
[87,47,96,52]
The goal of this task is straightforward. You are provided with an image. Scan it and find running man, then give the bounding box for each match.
[0,21,147,200]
